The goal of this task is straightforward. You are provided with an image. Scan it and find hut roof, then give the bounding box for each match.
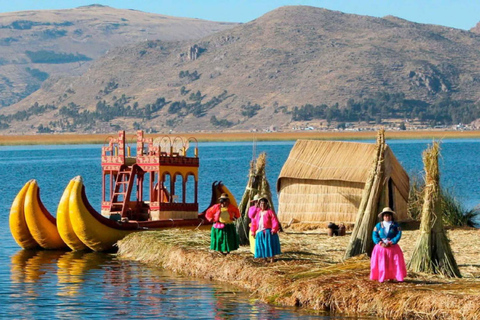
[277,140,409,200]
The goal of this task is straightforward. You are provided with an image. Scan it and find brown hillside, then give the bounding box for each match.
[2,5,480,134]
[471,21,480,34]
[0,4,237,108]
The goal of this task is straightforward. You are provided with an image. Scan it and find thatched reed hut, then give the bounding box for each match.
[277,140,410,224]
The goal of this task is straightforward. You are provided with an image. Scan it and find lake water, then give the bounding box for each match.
[1,138,479,318]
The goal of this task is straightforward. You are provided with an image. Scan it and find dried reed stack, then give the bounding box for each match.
[256,153,275,213]
[408,142,461,277]
[407,175,424,220]
[344,129,385,259]
[236,152,274,245]
[236,159,257,245]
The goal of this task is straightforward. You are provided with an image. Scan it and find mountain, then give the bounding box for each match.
[471,22,480,34]
[0,4,237,108]
[2,5,480,134]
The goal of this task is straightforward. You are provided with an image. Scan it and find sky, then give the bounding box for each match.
[0,0,479,31]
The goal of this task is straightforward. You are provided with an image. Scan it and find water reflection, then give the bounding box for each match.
[211,289,286,319]
[57,251,110,297]
[11,250,64,285]
[9,250,66,319]
[10,250,37,284]
[8,250,323,319]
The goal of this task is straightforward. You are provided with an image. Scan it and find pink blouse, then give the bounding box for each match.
[250,209,279,235]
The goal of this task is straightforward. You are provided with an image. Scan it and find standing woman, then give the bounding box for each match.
[205,193,240,255]
[370,207,407,282]
[250,197,281,263]
[248,194,260,254]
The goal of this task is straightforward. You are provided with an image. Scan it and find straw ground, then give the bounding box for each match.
[117,227,480,319]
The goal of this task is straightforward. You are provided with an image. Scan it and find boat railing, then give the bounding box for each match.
[157,202,199,212]
[101,131,131,166]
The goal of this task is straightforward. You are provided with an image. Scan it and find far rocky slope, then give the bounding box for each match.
[2,6,480,134]
[0,4,237,108]
[471,21,480,34]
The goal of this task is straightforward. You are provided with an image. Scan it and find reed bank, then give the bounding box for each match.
[117,228,480,319]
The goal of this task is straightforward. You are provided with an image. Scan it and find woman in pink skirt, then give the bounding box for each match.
[370,207,407,282]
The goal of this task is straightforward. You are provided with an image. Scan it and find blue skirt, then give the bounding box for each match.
[254,229,281,258]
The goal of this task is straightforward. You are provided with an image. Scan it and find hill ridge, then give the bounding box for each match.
[0,5,237,109]
[1,5,480,134]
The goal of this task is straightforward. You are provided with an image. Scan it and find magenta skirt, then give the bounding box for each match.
[370,243,407,282]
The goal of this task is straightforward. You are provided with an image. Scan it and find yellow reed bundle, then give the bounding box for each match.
[344,129,386,259]
[236,152,275,244]
[408,141,461,277]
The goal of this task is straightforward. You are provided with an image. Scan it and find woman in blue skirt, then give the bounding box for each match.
[250,197,281,263]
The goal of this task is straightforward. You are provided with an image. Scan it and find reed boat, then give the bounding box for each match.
[10,130,235,252]
[10,179,67,250]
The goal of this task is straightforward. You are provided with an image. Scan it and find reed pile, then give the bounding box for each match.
[408,142,461,277]
[344,129,385,258]
[118,228,480,319]
[236,152,275,244]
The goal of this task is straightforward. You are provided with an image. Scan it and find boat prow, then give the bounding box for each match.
[201,181,237,216]
[23,180,67,250]
[9,180,39,249]
[69,176,139,252]
[57,178,89,251]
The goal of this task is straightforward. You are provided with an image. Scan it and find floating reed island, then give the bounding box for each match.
[117,227,480,319]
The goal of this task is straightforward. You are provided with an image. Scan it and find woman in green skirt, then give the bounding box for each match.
[205,193,240,254]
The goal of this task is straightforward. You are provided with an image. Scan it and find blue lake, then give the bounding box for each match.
[1,138,479,318]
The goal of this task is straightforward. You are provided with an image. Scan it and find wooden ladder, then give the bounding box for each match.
[110,165,138,217]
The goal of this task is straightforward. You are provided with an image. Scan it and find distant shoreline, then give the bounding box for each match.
[1,130,480,146]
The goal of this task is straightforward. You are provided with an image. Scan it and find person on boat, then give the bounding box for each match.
[370,207,407,282]
[205,193,240,255]
[248,194,260,254]
[250,196,281,263]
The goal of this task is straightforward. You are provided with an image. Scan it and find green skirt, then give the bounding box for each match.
[210,224,240,253]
